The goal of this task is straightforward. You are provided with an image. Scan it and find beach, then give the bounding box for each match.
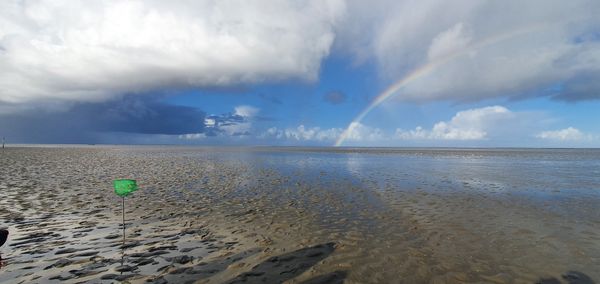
[0,146,599,283]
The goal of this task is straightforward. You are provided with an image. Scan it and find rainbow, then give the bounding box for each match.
[334,25,546,147]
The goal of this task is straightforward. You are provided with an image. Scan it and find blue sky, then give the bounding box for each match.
[1,0,599,147]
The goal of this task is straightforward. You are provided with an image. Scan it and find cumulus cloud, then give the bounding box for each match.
[2,1,600,147]
[536,127,586,141]
[179,133,206,140]
[173,105,596,146]
[0,0,344,105]
[262,125,341,142]
[180,105,259,139]
[262,122,384,144]
[234,105,260,118]
[259,106,595,146]
[338,0,600,102]
[396,106,525,140]
[2,0,599,109]
[340,122,385,142]
[180,122,385,145]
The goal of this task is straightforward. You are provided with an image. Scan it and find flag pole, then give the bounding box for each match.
[122,196,125,247]
[113,178,137,260]
[121,196,125,268]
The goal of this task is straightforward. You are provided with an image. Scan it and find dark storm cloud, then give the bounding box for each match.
[0,96,205,143]
[551,71,600,101]
[323,91,346,105]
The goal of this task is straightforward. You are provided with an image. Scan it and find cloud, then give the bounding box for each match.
[234,105,260,118]
[260,106,594,146]
[262,122,384,144]
[338,0,600,102]
[180,122,385,145]
[323,91,347,105]
[0,0,345,106]
[174,105,596,146]
[340,122,385,142]
[551,71,600,101]
[0,95,205,143]
[427,22,472,61]
[204,113,250,137]
[396,106,531,140]
[181,105,259,139]
[262,125,341,142]
[3,0,599,111]
[536,127,586,141]
[179,133,206,140]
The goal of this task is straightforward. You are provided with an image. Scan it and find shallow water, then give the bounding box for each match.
[0,146,599,283]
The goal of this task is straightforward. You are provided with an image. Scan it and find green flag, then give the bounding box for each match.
[113,179,138,197]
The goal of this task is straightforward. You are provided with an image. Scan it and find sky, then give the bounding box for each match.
[1,0,600,147]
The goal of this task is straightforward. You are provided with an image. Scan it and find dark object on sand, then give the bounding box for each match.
[536,271,595,284]
[0,229,8,247]
[562,271,595,284]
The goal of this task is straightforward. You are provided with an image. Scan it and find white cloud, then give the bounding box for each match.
[179,133,206,140]
[204,118,216,127]
[427,22,472,61]
[0,0,345,105]
[536,127,585,141]
[3,0,599,109]
[341,122,385,142]
[179,105,596,146]
[264,125,341,142]
[179,105,260,139]
[396,106,516,140]
[234,105,260,118]
[338,0,600,102]
[262,122,384,143]
[220,121,252,137]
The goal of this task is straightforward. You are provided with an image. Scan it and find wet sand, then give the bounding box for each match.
[0,146,599,283]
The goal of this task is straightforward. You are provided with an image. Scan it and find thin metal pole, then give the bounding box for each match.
[121,196,125,268]
[122,196,125,246]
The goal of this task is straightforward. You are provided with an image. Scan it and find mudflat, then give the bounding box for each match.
[0,146,599,283]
